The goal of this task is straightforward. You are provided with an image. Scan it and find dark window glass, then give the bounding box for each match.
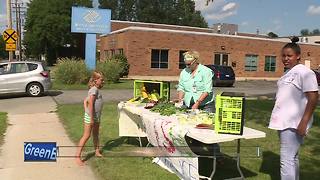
[27,63,38,71]
[264,56,276,72]
[151,49,168,69]
[0,64,9,75]
[179,50,187,69]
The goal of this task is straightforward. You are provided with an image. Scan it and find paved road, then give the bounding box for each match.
[0,96,97,180]
[51,81,278,105]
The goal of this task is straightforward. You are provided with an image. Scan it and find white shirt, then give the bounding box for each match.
[269,64,318,130]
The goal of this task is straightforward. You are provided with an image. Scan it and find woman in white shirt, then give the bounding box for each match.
[269,37,319,180]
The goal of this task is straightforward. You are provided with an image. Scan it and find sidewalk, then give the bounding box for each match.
[0,96,97,180]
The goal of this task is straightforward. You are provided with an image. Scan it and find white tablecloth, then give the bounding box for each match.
[118,102,266,180]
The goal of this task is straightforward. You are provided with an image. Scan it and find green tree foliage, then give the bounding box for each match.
[300,28,320,36]
[99,0,208,28]
[300,29,310,36]
[267,32,278,38]
[0,36,8,59]
[24,0,92,65]
[312,29,320,35]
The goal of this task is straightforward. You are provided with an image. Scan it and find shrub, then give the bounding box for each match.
[53,57,91,84]
[97,59,124,83]
[110,54,129,77]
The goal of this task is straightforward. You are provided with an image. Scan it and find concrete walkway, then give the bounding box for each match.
[0,96,97,180]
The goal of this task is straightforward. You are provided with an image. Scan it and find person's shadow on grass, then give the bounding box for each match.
[82,137,128,161]
[259,151,280,180]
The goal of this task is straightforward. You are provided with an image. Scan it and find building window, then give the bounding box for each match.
[151,49,168,69]
[245,55,258,71]
[118,49,124,55]
[179,50,187,69]
[214,53,229,65]
[111,49,116,56]
[264,56,276,72]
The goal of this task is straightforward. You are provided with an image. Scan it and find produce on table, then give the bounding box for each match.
[176,111,214,125]
[150,102,187,116]
[128,84,162,103]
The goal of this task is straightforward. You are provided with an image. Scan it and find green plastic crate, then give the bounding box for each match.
[134,80,170,101]
[214,92,245,135]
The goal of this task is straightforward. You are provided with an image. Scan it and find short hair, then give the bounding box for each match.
[183,51,200,63]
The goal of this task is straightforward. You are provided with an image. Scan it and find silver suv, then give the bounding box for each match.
[0,61,51,97]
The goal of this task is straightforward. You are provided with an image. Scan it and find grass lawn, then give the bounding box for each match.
[0,112,8,145]
[57,101,320,180]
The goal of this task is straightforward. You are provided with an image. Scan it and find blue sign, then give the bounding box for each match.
[71,7,111,34]
[24,142,57,162]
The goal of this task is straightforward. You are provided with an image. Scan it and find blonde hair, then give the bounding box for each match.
[183,51,200,63]
[88,71,104,88]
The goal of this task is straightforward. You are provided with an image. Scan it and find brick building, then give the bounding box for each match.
[99,21,320,79]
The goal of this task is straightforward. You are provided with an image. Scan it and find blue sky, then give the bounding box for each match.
[1,0,320,36]
[195,0,320,36]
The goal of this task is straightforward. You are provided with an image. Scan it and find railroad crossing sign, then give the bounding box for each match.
[2,29,18,44]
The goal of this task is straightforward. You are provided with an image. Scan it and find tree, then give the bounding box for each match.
[24,0,92,65]
[267,32,278,38]
[300,29,309,36]
[0,36,8,59]
[99,0,208,28]
[312,29,320,35]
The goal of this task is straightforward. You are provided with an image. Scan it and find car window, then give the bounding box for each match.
[41,62,49,71]
[223,67,235,75]
[9,63,29,74]
[27,63,38,71]
[0,64,9,75]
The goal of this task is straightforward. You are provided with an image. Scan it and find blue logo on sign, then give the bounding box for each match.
[71,7,111,34]
[24,142,57,162]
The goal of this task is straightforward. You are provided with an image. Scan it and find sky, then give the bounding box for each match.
[1,0,320,37]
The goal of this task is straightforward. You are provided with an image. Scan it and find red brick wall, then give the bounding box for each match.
[100,29,320,77]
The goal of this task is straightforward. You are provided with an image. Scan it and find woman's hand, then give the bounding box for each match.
[296,121,307,137]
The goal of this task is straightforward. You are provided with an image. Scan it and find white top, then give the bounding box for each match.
[269,64,318,130]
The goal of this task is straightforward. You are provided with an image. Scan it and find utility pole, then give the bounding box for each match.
[18,3,22,61]
[6,0,13,61]
[15,0,20,61]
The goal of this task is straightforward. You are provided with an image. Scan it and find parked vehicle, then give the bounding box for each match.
[205,65,235,87]
[312,69,320,86]
[0,61,51,96]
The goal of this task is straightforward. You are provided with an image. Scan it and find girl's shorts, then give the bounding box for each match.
[84,113,100,124]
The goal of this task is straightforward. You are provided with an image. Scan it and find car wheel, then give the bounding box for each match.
[27,82,43,97]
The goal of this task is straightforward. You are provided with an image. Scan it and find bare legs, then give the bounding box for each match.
[75,122,102,166]
[93,123,102,157]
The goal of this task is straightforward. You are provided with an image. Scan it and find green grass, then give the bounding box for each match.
[52,80,134,90]
[57,103,178,180]
[57,101,320,180]
[0,112,8,145]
